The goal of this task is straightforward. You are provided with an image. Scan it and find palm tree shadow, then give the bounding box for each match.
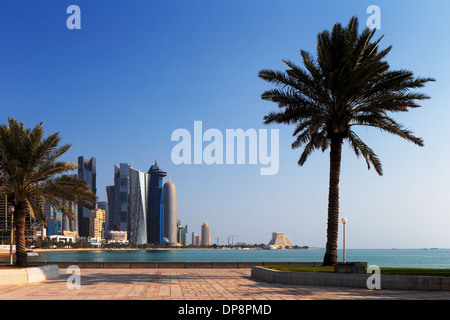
[239,275,402,300]
[57,269,246,286]
[52,270,401,300]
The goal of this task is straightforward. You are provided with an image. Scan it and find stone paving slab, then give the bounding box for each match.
[0,268,450,300]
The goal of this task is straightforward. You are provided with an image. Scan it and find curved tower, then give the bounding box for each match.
[201,222,211,246]
[129,167,150,245]
[163,180,177,245]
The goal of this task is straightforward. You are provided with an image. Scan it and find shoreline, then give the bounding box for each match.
[0,247,311,259]
[0,248,140,259]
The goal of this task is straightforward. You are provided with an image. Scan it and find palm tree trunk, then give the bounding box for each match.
[14,204,28,268]
[323,136,343,266]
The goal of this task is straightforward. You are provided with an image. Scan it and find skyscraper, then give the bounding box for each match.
[77,156,96,237]
[89,208,106,239]
[97,201,108,231]
[63,173,78,234]
[163,180,177,245]
[0,195,39,243]
[44,202,62,236]
[114,163,130,232]
[128,167,150,245]
[147,161,166,244]
[106,185,115,230]
[201,222,211,246]
[177,224,188,246]
[67,202,78,235]
[194,234,201,246]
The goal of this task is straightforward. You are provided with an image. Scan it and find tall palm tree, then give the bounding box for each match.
[0,118,97,267]
[258,17,434,266]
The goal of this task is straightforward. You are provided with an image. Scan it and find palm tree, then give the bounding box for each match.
[0,118,97,267]
[258,17,434,266]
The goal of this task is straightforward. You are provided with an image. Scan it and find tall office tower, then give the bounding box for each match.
[191,232,197,246]
[106,185,115,230]
[176,220,187,245]
[0,195,40,243]
[201,222,211,246]
[114,163,130,232]
[44,202,62,236]
[61,202,78,234]
[195,234,201,246]
[163,180,177,245]
[62,174,78,234]
[129,167,150,245]
[59,200,78,240]
[0,195,12,243]
[97,201,108,231]
[177,224,188,245]
[77,156,96,237]
[89,208,106,239]
[147,161,167,244]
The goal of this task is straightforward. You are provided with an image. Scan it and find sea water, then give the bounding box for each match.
[19,248,450,268]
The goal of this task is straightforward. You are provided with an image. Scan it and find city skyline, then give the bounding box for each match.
[2,1,450,249]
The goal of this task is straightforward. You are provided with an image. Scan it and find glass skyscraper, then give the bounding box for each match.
[147,161,166,244]
[77,156,96,237]
[177,222,188,246]
[45,202,62,236]
[128,167,150,245]
[97,201,108,231]
[106,185,115,230]
[114,163,130,232]
[0,195,39,243]
[64,174,79,234]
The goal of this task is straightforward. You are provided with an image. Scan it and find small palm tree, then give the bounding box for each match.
[258,17,434,266]
[0,118,97,267]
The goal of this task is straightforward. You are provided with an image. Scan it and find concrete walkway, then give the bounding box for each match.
[0,268,450,300]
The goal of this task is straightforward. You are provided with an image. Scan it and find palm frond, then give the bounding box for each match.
[346,130,383,175]
[258,16,433,171]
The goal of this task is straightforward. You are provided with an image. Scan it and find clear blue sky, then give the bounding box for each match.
[1,0,449,248]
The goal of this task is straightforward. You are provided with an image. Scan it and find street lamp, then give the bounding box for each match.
[341,217,347,263]
[8,206,15,265]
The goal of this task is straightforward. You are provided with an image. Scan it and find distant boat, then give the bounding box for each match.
[26,249,39,256]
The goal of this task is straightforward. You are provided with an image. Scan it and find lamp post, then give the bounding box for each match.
[8,206,15,265]
[341,217,347,263]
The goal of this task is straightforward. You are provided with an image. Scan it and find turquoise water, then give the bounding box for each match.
[16,248,450,268]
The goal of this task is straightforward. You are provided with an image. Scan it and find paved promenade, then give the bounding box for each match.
[1,268,450,300]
